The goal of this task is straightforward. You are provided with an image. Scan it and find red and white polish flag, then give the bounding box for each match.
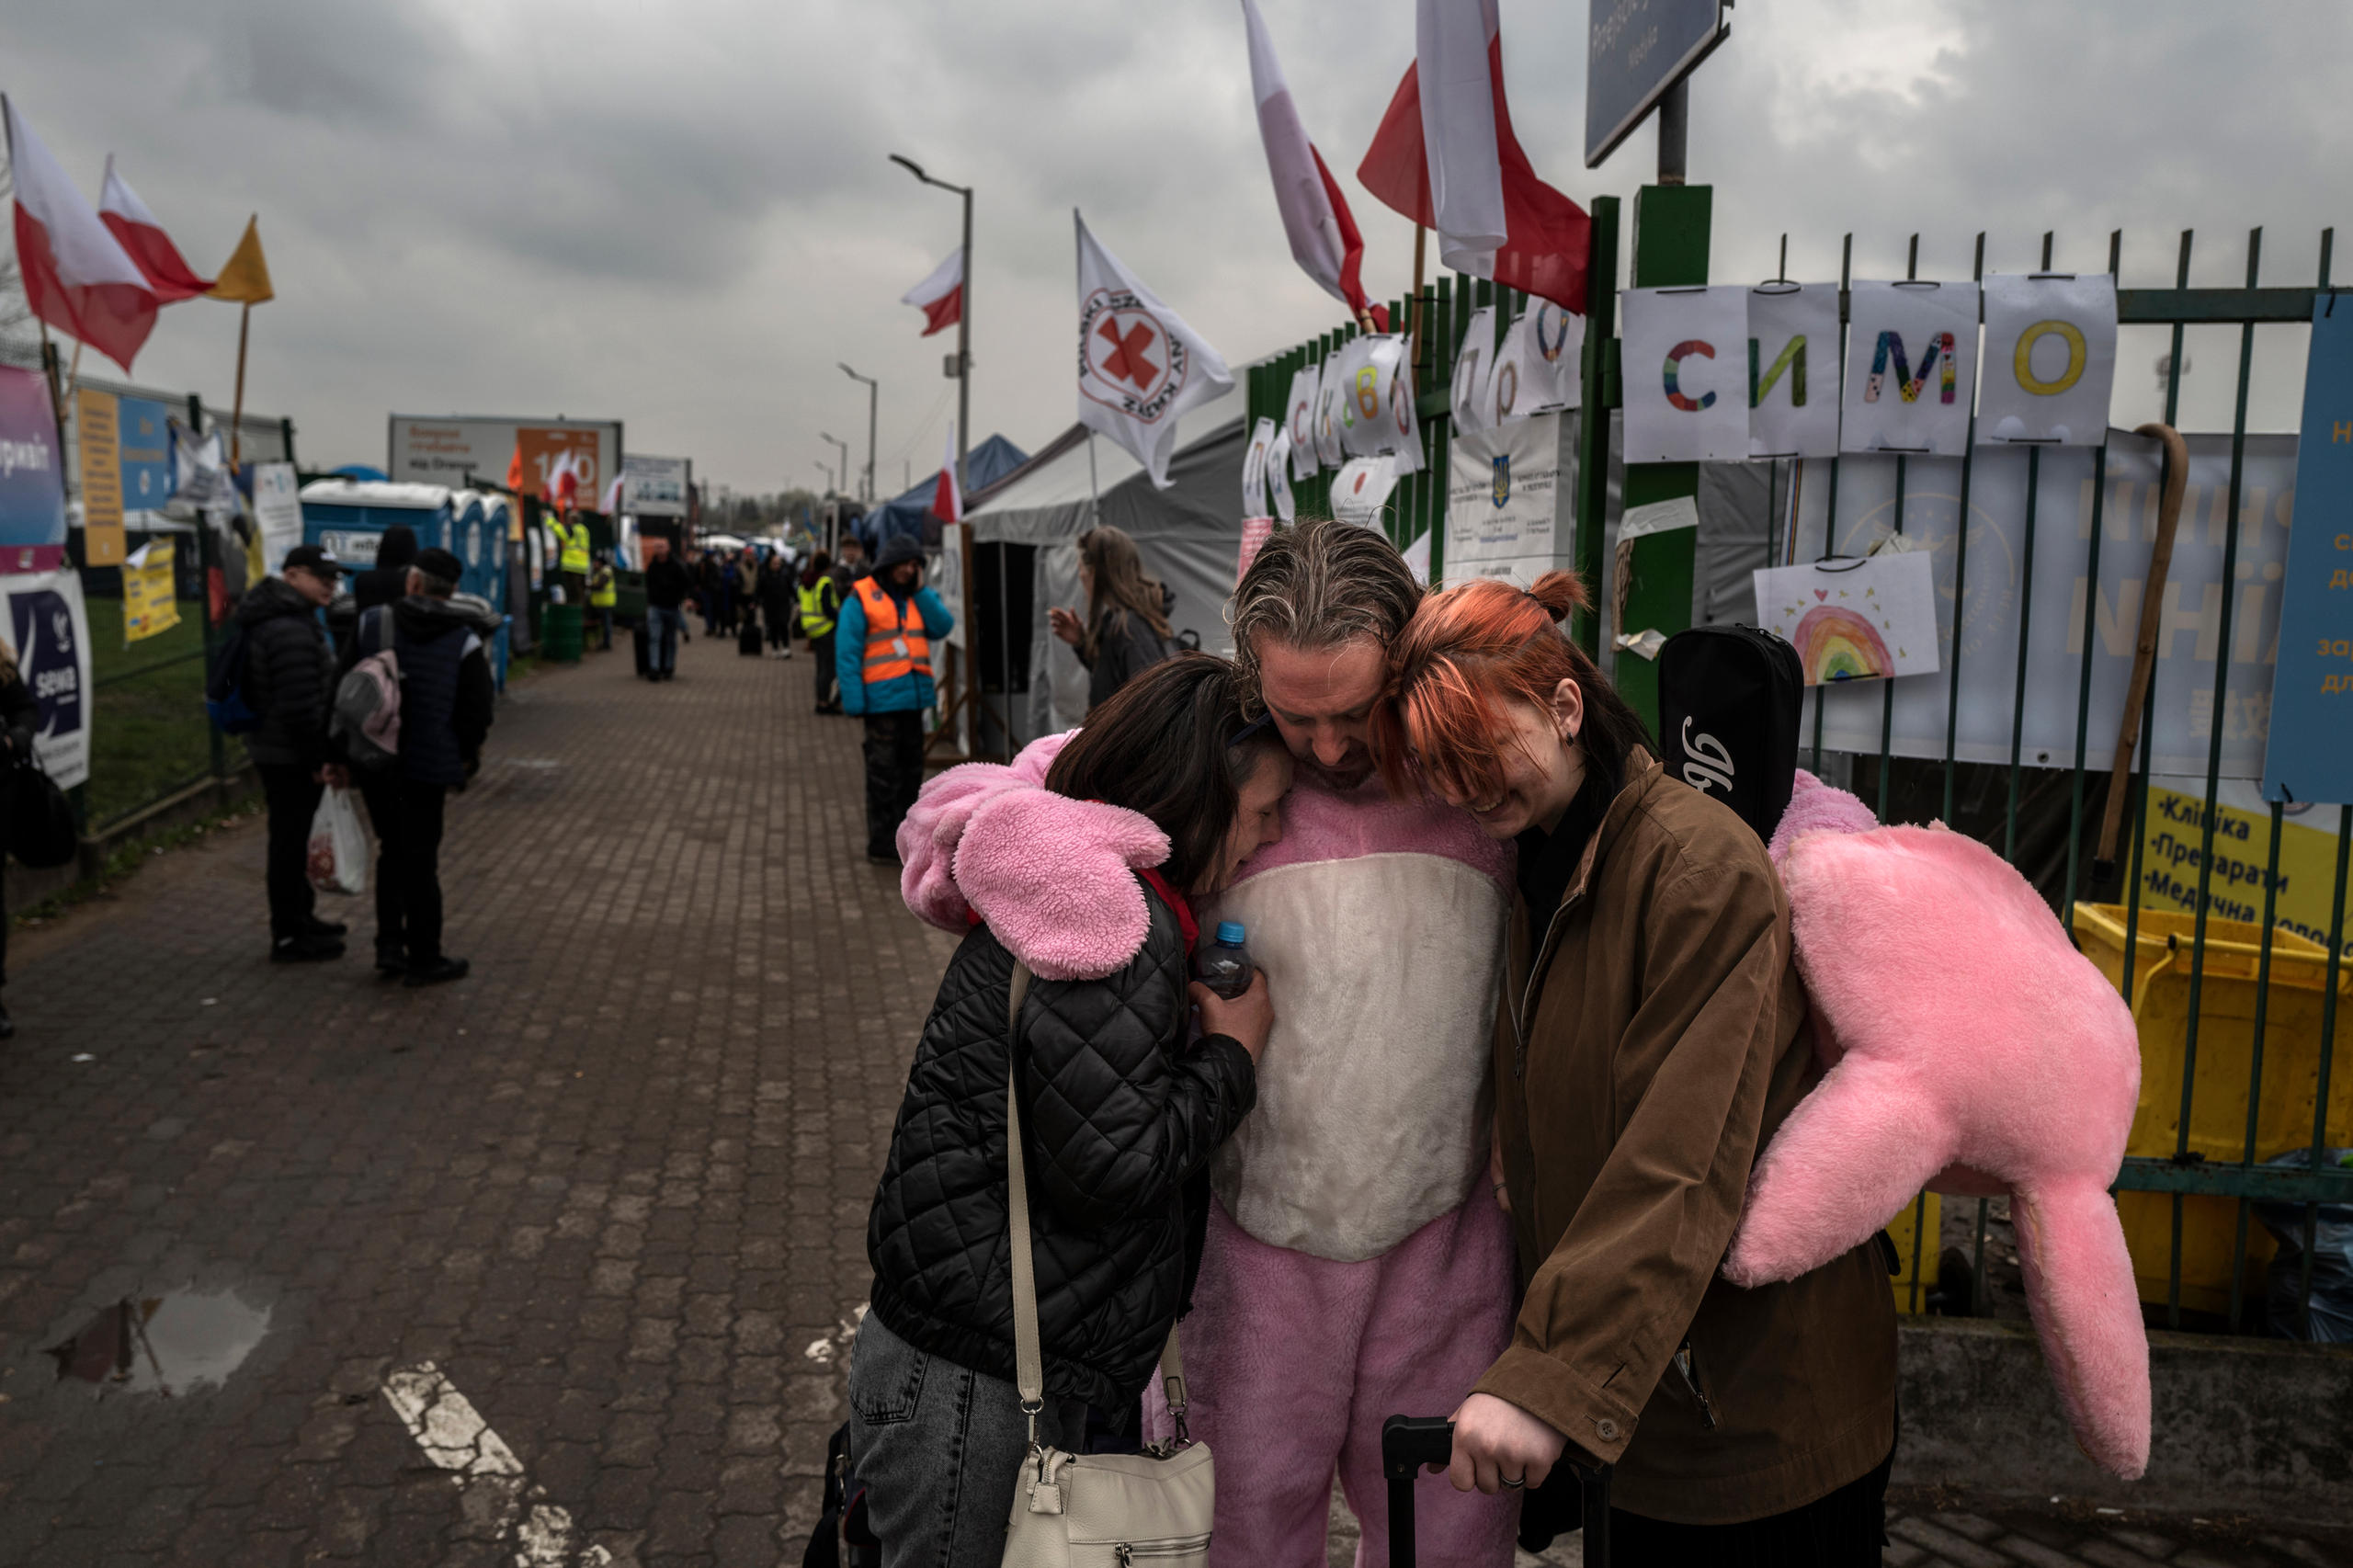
[4,97,158,370]
[1356,0,1590,313]
[931,422,961,524]
[98,155,214,302]
[901,248,963,337]
[1240,0,1370,317]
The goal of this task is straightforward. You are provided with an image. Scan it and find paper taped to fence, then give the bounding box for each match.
[1330,456,1397,529]
[1285,364,1322,479]
[1747,283,1842,460]
[1621,285,1749,462]
[1841,280,1980,457]
[1754,551,1940,685]
[1446,412,1568,585]
[1243,418,1275,516]
[123,539,179,642]
[1978,273,2118,447]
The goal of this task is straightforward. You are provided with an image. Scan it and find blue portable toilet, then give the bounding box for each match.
[299,478,513,689]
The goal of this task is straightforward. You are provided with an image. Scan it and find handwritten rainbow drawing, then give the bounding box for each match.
[1793,603,1894,683]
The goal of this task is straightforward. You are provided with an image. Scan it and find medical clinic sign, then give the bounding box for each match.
[388,415,621,504]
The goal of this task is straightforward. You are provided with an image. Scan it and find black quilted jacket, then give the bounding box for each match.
[236,576,337,769]
[866,881,1256,1410]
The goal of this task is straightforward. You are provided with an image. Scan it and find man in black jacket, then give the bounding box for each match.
[345,547,495,987]
[642,546,690,680]
[240,543,349,962]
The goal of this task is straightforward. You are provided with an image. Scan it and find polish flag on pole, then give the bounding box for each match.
[98,155,214,302]
[3,97,158,370]
[901,249,963,337]
[1075,211,1233,490]
[1240,0,1370,320]
[1355,0,1590,312]
[930,421,961,524]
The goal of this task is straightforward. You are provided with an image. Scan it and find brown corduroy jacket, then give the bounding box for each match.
[1472,751,1898,1525]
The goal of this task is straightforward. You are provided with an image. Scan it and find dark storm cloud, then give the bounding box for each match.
[2,0,2347,485]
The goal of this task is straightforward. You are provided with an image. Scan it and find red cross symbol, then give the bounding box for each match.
[1096,316,1162,392]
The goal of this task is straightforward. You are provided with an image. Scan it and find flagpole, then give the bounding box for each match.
[228,301,251,471]
[1086,432,1099,527]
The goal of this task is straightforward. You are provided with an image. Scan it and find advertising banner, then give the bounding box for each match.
[74,387,127,565]
[1796,431,2296,778]
[620,454,689,517]
[389,415,620,502]
[2262,297,2353,804]
[1446,412,1570,585]
[123,539,179,642]
[1,567,92,787]
[0,366,67,572]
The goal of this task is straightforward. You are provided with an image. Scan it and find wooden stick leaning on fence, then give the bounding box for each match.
[2091,422,2188,882]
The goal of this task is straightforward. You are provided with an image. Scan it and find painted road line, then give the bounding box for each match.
[383,1359,614,1567]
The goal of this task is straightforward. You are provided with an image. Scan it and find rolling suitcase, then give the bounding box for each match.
[738,615,764,656]
[1380,1415,1611,1568]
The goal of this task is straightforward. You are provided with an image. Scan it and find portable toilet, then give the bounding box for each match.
[298,479,455,571]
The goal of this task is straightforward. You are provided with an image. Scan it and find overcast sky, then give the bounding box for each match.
[5,0,2347,494]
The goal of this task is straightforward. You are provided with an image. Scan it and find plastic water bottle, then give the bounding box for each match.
[1197,921,1255,1000]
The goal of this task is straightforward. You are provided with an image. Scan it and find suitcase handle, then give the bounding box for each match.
[1378,1415,1611,1568]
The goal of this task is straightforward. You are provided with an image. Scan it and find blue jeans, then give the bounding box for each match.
[646,605,683,675]
[848,1312,1129,1568]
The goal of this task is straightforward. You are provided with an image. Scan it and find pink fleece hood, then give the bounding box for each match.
[896,731,1172,982]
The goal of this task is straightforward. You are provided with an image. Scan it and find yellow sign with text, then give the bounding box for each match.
[123,540,180,643]
[2138,784,2347,958]
[74,387,126,566]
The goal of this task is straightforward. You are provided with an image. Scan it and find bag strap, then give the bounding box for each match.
[1002,960,1188,1449]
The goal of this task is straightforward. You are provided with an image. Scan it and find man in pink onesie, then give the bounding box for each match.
[1150,519,1518,1566]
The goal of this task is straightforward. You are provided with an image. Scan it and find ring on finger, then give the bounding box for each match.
[1501,1474,1526,1490]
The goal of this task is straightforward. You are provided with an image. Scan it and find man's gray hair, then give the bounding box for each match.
[1228,517,1423,715]
[413,569,457,598]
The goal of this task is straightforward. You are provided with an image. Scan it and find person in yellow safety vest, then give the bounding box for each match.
[836,534,953,862]
[588,551,617,651]
[555,507,591,608]
[798,550,843,714]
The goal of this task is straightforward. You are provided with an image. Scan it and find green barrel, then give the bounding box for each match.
[543,603,585,664]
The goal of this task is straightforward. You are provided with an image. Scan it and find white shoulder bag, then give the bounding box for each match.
[999,961,1214,1568]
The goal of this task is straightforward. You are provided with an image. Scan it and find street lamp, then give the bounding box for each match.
[838,362,879,503]
[821,432,849,500]
[889,153,972,500]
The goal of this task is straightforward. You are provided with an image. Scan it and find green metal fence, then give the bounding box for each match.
[1244,210,2350,1338]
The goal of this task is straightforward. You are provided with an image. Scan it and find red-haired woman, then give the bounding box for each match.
[1374,572,1898,1566]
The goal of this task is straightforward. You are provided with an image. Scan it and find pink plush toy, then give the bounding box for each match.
[1724,771,2152,1481]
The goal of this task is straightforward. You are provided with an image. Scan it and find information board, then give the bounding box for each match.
[2262,298,2353,804]
[388,415,621,503]
[1586,0,1725,167]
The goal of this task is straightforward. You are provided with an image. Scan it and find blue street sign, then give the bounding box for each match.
[1586,0,1727,169]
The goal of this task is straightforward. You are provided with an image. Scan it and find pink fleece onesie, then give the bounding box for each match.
[1146,774,1520,1568]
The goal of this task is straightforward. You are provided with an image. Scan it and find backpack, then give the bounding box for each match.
[331,606,402,771]
[204,621,260,734]
[1658,624,1803,846]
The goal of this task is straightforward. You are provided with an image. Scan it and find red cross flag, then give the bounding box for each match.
[901,247,963,337]
[4,96,158,370]
[1074,211,1233,491]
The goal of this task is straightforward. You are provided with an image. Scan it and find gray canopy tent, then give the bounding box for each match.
[961,385,1244,753]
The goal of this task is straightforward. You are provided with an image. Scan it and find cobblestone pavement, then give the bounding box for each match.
[0,633,2346,1568]
[0,633,957,1566]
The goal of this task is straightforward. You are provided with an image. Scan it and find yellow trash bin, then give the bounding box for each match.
[2071,903,2353,1316]
[1884,1190,1943,1314]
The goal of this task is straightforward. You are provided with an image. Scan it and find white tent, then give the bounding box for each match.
[964,383,1245,749]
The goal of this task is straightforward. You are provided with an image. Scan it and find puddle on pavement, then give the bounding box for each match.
[43,1288,271,1397]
